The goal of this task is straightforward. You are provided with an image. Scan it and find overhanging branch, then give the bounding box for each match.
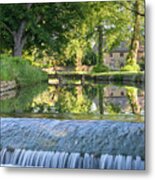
[119,2,145,17]
[0,21,14,36]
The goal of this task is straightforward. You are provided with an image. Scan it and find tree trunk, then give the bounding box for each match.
[13,20,27,57]
[127,0,141,63]
[13,37,23,57]
[126,87,140,115]
[75,48,83,71]
[13,36,27,57]
[75,57,82,71]
[98,25,103,65]
[12,4,32,57]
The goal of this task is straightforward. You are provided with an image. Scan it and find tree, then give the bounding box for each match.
[0,1,144,71]
[0,3,83,57]
[62,1,134,70]
[0,3,34,56]
[122,0,145,68]
[97,25,103,66]
[125,86,141,114]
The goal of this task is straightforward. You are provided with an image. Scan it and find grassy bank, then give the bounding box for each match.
[48,71,144,83]
[48,70,144,76]
[0,55,48,87]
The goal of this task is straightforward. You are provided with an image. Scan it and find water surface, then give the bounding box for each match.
[0,82,144,121]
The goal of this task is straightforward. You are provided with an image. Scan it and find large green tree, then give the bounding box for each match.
[63,1,134,70]
[0,3,83,57]
[120,0,145,68]
[0,1,144,71]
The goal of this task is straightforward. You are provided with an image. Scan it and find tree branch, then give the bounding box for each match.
[36,15,42,23]
[15,3,33,42]
[0,21,14,36]
[21,35,27,49]
[119,2,145,17]
[26,3,33,9]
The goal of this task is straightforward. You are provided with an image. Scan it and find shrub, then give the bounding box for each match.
[83,51,97,65]
[121,58,140,72]
[92,64,109,73]
[121,64,140,72]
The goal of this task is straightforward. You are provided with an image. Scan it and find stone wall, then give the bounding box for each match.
[0,89,17,100]
[0,80,17,94]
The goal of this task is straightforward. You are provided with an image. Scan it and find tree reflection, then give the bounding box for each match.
[0,83,48,113]
[29,86,58,113]
[125,86,141,115]
[98,85,104,114]
[55,85,92,113]
[1,82,144,116]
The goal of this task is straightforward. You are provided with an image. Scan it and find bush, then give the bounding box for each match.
[121,58,140,72]
[92,64,109,73]
[83,51,97,65]
[0,55,48,86]
[121,64,140,72]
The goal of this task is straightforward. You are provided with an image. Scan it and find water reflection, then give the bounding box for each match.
[0,83,48,114]
[0,82,144,118]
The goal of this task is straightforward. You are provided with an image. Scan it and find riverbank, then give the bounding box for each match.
[48,71,144,84]
[0,55,48,88]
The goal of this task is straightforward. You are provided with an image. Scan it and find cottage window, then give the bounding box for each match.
[110,53,113,57]
[120,53,124,57]
[121,91,124,96]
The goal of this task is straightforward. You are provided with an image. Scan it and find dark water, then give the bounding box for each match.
[0,82,144,121]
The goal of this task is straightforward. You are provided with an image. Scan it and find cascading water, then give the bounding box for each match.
[0,148,144,169]
[0,118,144,170]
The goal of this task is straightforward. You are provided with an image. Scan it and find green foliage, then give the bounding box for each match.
[105,103,121,114]
[125,86,138,96]
[83,50,97,65]
[0,55,48,86]
[125,86,141,114]
[0,3,85,56]
[121,58,140,72]
[55,87,91,113]
[0,1,144,69]
[92,64,109,73]
[121,64,140,72]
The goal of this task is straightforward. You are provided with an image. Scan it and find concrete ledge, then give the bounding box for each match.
[1,118,144,159]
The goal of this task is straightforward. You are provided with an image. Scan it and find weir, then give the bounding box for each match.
[0,118,145,169]
[1,149,144,169]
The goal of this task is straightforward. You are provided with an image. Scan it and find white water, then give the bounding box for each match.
[0,148,144,170]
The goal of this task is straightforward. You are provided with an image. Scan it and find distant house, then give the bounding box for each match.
[104,42,144,70]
